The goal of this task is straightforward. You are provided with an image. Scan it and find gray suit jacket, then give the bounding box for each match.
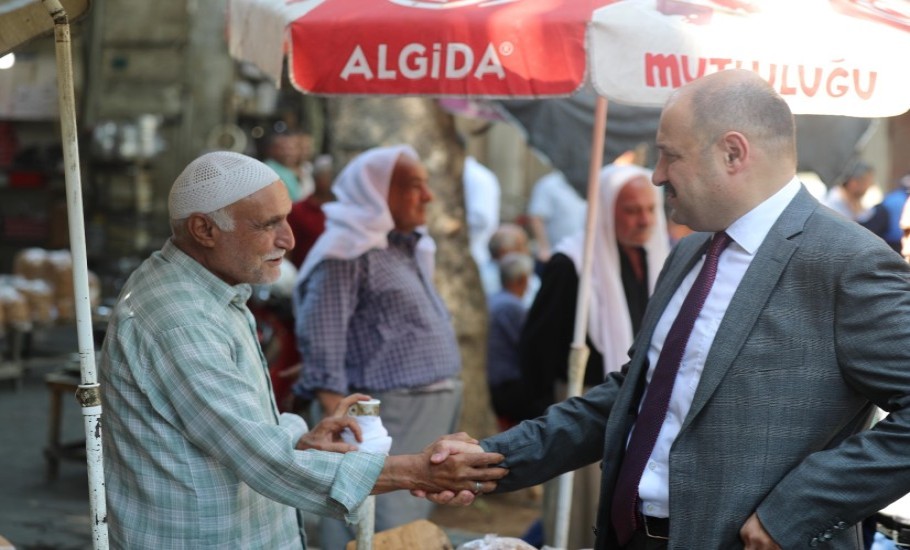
[482,187,910,549]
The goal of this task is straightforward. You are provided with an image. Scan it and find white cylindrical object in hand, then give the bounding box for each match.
[342,399,393,455]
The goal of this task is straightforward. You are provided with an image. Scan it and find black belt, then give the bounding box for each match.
[640,515,670,540]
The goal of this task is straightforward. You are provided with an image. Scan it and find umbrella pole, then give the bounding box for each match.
[42,1,109,548]
[552,95,608,550]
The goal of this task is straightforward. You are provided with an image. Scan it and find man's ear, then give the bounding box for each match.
[186,213,218,248]
[721,131,749,173]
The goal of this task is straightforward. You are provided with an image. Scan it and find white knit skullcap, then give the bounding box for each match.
[168,151,281,219]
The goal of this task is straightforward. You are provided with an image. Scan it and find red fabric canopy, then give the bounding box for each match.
[286,0,615,97]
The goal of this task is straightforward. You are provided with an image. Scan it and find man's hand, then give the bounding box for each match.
[295,393,371,453]
[740,513,781,550]
[425,432,482,463]
[374,433,507,504]
[411,433,492,504]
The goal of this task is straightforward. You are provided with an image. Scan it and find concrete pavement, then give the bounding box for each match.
[0,328,93,550]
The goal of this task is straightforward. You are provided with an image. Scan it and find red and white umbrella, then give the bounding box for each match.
[231,0,910,114]
[590,0,910,118]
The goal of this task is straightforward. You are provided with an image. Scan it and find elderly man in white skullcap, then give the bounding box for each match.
[293,145,465,549]
[99,151,505,550]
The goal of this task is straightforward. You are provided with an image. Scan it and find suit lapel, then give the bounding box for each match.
[680,187,816,432]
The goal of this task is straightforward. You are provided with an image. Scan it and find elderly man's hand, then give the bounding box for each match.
[295,393,371,453]
[373,432,507,502]
[409,433,508,505]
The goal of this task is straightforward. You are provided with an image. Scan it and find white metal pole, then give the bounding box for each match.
[351,399,384,550]
[552,95,608,550]
[41,1,109,548]
[355,496,376,550]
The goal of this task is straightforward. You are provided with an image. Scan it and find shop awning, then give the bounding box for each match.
[0,0,90,57]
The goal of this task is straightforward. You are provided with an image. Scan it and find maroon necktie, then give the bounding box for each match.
[610,232,732,545]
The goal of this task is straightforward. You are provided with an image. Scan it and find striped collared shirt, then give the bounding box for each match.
[100,239,384,549]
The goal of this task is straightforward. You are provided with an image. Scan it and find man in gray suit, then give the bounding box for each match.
[423,69,910,549]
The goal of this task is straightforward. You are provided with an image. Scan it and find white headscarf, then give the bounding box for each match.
[297,144,436,283]
[555,164,670,376]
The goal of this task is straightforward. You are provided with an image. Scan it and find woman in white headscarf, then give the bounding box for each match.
[516,163,670,550]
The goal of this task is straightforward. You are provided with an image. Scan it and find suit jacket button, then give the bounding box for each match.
[836,521,847,529]
[823,531,833,540]
[809,538,819,548]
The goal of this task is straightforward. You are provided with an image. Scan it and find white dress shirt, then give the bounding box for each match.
[637,177,803,518]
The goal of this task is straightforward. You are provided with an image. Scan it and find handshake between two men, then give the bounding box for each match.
[296,393,509,503]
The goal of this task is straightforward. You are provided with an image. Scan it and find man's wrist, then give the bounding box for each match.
[316,390,344,411]
[373,454,419,495]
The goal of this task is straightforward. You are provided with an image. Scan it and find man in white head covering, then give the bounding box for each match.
[293,145,464,549]
[518,163,670,550]
[521,164,669,407]
[100,151,504,549]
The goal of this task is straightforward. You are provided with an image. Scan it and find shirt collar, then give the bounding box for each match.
[387,230,422,253]
[726,176,801,255]
[161,239,252,304]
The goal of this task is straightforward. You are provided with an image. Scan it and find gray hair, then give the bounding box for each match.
[488,223,528,260]
[499,252,534,287]
[170,206,235,238]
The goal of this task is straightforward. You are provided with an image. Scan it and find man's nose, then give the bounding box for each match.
[278,220,295,250]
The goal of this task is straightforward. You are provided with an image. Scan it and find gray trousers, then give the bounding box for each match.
[318,380,463,550]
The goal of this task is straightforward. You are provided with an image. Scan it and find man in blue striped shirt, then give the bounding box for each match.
[294,145,464,548]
